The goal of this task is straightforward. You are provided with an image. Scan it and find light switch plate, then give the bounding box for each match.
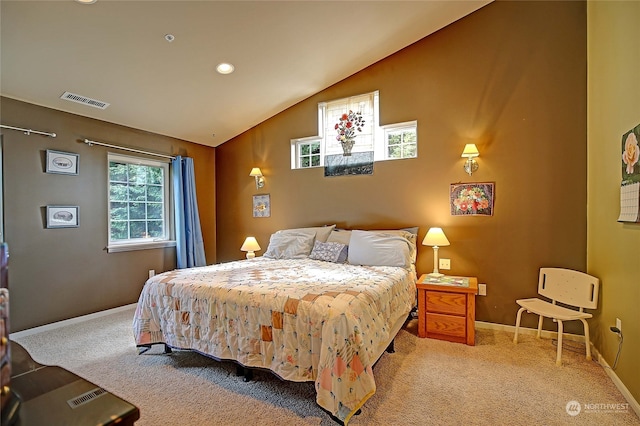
[478,283,487,296]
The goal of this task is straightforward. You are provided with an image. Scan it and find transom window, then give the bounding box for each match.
[384,122,418,159]
[291,90,417,169]
[108,153,170,249]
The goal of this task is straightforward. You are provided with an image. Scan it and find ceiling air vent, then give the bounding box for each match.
[60,91,110,110]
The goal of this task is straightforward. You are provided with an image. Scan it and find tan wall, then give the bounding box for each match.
[588,1,640,405]
[1,97,216,331]
[216,1,588,330]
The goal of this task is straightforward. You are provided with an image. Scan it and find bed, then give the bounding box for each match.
[132,226,417,425]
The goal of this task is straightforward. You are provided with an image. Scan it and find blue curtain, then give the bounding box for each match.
[172,156,206,268]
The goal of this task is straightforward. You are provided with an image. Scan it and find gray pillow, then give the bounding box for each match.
[309,241,348,263]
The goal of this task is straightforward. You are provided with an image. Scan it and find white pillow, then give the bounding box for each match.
[369,228,418,264]
[326,229,352,245]
[277,225,336,243]
[347,230,412,268]
[263,230,316,259]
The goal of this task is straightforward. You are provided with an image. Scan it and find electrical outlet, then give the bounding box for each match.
[439,258,451,270]
[478,283,487,296]
[616,318,622,332]
[149,269,155,279]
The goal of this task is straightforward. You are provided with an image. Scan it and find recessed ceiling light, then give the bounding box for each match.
[165,34,175,43]
[216,63,234,75]
[75,0,97,4]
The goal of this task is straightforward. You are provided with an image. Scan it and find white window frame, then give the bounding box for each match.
[290,136,323,169]
[291,90,417,169]
[107,153,175,253]
[380,121,418,161]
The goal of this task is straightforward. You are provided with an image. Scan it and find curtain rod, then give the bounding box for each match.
[0,124,57,138]
[83,138,176,160]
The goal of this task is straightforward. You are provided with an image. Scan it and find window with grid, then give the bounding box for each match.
[298,139,322,168]
[384,122,418,160]
[108,153,170,248]
[291,91,417,168]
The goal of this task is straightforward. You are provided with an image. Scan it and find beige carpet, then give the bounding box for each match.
[13,308,640,425]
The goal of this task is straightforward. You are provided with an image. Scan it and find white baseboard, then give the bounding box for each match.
[592,346,640,419]
[476,320,587,341]
[9,303,137,340]
[476,321,640,418]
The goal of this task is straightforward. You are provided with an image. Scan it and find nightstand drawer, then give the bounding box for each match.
[426,313,466,338]
[426,291,466,316]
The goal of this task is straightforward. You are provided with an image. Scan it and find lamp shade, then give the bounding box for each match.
[249,168,263,177]
[241,237,261,252]
[461,144,479,158]
[422,227,450,247]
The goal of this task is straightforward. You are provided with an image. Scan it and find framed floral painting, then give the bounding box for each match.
[450,182,495,216]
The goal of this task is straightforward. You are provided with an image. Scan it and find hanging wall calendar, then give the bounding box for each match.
[618,123,640,223]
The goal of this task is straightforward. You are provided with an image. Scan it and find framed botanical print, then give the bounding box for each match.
[252,194,270,218]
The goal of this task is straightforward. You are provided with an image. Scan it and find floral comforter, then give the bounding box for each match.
[133,257,416,424]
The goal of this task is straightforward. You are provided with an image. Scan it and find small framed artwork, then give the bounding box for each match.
[46,150,79,175]
[253,194,271,218]
[46,205,79,228]
[450,182,495,216]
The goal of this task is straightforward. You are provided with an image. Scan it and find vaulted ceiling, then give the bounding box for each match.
[1,0,490,147]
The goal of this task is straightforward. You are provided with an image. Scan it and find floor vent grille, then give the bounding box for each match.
[67,387,108,409]
[60,91,110,109]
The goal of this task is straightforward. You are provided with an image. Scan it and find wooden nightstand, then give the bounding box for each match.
[416,274,478,345]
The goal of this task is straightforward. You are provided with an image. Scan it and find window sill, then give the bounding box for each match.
[107,240,176,253]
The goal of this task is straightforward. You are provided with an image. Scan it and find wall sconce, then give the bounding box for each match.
[422,227,450,278]
[461,144,480,176]
[249,168,265,189]
[240,236,261,259]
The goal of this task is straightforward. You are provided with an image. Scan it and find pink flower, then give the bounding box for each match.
[622,132,639,175]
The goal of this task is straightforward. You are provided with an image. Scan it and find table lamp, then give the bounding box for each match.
[422,227,450,277]
[240,237,261,259]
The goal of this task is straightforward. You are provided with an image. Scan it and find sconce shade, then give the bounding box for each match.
[461,144,479,176]
[249,167,265,189]
[422,227,450,247]
[461,144,480,158]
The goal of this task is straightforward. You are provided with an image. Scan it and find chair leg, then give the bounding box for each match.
[580,318,592,361]
[536,315,544,339]
[556,320,564,366]
[513,307,525,343]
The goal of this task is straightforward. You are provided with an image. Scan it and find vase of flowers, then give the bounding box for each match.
[335,110,365,156]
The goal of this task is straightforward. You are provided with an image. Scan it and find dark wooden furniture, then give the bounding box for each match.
[9,340,140,426]
[1,242,139,425]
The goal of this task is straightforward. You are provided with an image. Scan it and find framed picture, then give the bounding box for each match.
[46,205,79,228]
[252,194,271,218]
[46,150,79,175]
[450,182,495,216]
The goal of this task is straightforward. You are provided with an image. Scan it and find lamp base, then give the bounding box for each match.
[246,251,255,259]
[427,272,445,278]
